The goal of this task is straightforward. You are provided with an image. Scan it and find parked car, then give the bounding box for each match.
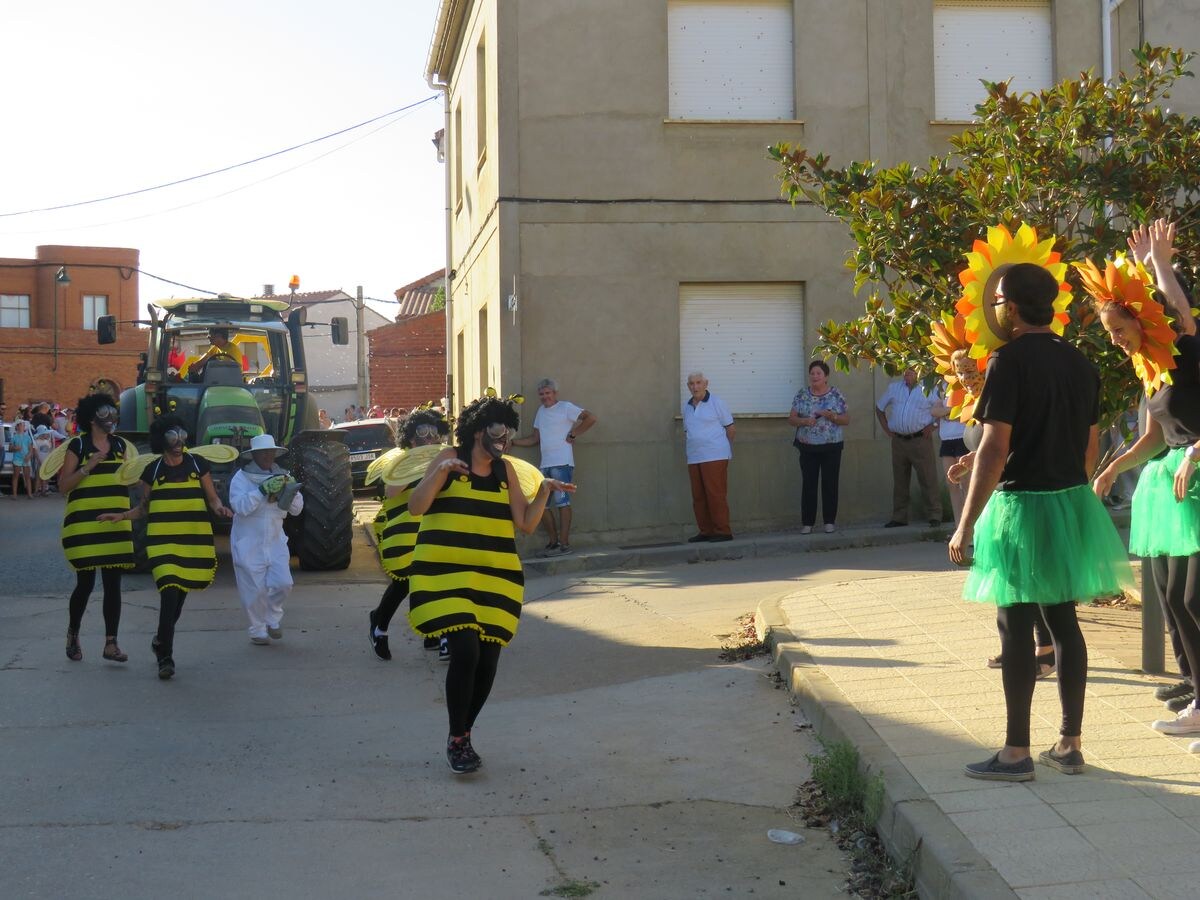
[331,418,398,490]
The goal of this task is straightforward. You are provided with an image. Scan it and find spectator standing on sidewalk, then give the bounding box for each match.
[876,368,942,527]
[511,378,597,554]
[950,263,1132,781]
[788,360,848,534]
[682,372,735,542]
[9,419,35,499]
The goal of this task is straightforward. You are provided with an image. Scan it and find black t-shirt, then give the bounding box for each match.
[1147,333,1200,447]
[140,451,211,486]
[974,332,1100,492]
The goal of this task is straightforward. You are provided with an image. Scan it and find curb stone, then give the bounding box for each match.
[755,597,1018,900]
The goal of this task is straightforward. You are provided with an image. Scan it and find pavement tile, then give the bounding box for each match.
[1016,880,1152,900]
[1077,818,1200,856]
[1027,779,1145,805]
[1147,794,1200,819]
[1133,876,1200,900]
[1050,797,1175,827]
[1086,737,1181,760]
[1091,841,1198,877]
[931,784,1043,814]
[1104,754,1200,777]
[970,826,1126,888]
[949,802,1067,836]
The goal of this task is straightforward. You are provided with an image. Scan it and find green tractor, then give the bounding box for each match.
[98,294,354,570]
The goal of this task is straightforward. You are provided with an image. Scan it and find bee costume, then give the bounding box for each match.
[61,434,135,571]
[141,452,217,593]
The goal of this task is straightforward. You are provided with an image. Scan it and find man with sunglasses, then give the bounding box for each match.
[511,378,597,554]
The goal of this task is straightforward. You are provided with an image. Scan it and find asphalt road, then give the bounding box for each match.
[1,494,864,899]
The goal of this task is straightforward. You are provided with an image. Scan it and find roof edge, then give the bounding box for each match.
[425,0,472,85]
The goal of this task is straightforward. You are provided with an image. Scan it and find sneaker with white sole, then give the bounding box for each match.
[1167,690,1196,712]
[438,638,450,662]
[1189,740,1200,753]
[824,524,835,533]
[1152,703,1200,734]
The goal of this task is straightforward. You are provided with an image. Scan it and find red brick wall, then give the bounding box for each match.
[368,312,446,411]
[0,245,142,408]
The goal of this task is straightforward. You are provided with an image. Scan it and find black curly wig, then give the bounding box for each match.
[454,396,520,449]
[75,393,117,433]
[399,408,450,449]
[149,414,188,454]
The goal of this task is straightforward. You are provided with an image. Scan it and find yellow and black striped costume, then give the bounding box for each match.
[60,435,135,572]
[377,482,420,581]
[142,453,216,593]
[408,454,523,645]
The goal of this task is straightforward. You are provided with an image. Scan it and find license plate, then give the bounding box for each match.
[349,452,375,462]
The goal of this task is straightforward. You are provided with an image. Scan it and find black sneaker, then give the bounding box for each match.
[461,734,483,769]
[423,636,440,651]
[542,541,561,556]
[686,533,710,543]
[1038,745,1086,775]
[157,657,175,680]
[438,638,450,662]
[1167,690,1196,712]
[1155,679,1193,702]
[151,635,162,655]
[964,752,1034,782]
[368,609,391,661]
[446,737,480,774]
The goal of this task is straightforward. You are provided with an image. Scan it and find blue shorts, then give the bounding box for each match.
[540,465,574,508]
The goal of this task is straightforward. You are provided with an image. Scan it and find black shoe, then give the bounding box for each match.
[438,638,451,662]
[446,737,480,774]
[423,636,440,651]
[1038,745,1085,775]
[1155,679,1193,702]
[1167,690,1197,712]
[151,635,162,656]
[686,534,711,543]
[884,520,907,528]
[709,534,733,542]
[928,518,942,527]
[461,734,483,769]
[368,609,391,661]
[964,752,1034,782]
[157,657,175,680]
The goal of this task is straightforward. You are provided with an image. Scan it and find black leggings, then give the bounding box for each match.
[374,579,408,631]
[1150,554,1200,693]
[797,442,843,526]
[156,587,188,658]
[997,603,1087,747]
[444,630,502,737]
[68,568,123,635]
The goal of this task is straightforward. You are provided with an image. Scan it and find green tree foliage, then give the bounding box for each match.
[770,45,1200,422]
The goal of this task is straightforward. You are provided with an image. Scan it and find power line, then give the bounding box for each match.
[0,95,439,219]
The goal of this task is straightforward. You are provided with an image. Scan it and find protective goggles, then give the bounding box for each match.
[413,423,441,440]
[485,423,512,440]
[163,427,188,448]
[94,405,119,425]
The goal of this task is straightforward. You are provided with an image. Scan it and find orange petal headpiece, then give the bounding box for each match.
[955,223,1073,360]
[929,311,985,422]
[1074,253,1178,395]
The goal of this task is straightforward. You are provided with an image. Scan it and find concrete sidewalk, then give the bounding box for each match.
[763,567,1199,900]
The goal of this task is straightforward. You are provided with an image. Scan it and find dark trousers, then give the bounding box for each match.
[890,434,942,522]
[156,587,188,658]
[68,568,123,635]
[444,630,502,736]
[688,459,731,536]
[374,578,408,631]
[997,603,1087,747]
[797,442,843,526]
[1150,554,1200,690]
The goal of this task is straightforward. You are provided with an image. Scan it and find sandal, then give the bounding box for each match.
[103,638,128,663]
[65,629,82,662]
[1036,650,1056,679]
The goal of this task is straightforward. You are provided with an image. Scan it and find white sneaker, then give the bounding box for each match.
[1190,740,1200,753]
[824,524,835,533]
[1152,703,1200,734]
[800,526,813,535]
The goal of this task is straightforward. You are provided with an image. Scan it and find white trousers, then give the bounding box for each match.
[234,559,292,638]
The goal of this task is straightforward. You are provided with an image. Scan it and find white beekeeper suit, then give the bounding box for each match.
[229,435,303,642]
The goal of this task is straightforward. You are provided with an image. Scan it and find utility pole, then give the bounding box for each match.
[356,285,368,409]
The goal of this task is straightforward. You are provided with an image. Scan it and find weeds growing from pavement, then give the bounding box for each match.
[796,738,916,899]
[718,612,767,661]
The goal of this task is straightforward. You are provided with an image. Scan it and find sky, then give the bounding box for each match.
[0,0,446,319]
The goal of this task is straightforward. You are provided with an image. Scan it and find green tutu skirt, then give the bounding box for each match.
[964,484,1133,607]
[1129,447,1200,557]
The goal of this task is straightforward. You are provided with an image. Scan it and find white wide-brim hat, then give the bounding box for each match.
[240,433,289,459]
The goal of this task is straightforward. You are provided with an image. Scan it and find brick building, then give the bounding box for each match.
[0,245,143,409]
[368,270,446,411]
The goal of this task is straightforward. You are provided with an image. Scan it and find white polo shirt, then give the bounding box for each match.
[683,391,733,464]
[533,400,584,468]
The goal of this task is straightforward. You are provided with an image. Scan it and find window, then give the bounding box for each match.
[453,102,463,212]
[933,0,1053,121]
[679,283,804,414]
[667,0,794,120]
[0,294,30,328]
[477,305,489,395]
[82,294,108,330]
[476,36,487,167]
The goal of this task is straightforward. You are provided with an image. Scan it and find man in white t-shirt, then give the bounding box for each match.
[682,372,735,542]
[511,378,597,553]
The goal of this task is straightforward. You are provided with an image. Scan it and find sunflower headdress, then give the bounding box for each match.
[929,311,985,422]
[1074,253,1178,394]
[955,223,1073,361]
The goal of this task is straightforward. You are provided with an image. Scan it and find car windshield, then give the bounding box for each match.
[339,424,394,452]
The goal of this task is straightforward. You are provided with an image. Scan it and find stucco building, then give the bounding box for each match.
[425,0,1200,544]
[0,244,143,408]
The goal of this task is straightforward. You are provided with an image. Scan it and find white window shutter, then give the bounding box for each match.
[668,1,794,120]
[933,1,1053,121]
[679,283,804,414]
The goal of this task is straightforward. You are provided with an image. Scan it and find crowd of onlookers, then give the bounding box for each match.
[2,400,76,497]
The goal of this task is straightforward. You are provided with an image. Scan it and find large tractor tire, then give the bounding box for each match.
[288,439,353,570]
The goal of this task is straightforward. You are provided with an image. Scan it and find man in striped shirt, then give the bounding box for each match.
[875,368,942,528]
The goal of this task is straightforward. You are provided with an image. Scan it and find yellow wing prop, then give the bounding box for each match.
[366,446,407,486]
[191,444,240,464]
[117,452,154,485]
[380,444,444,487]
[114,444,240,485]
[502,454,545,502]
[38,442,71,479]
